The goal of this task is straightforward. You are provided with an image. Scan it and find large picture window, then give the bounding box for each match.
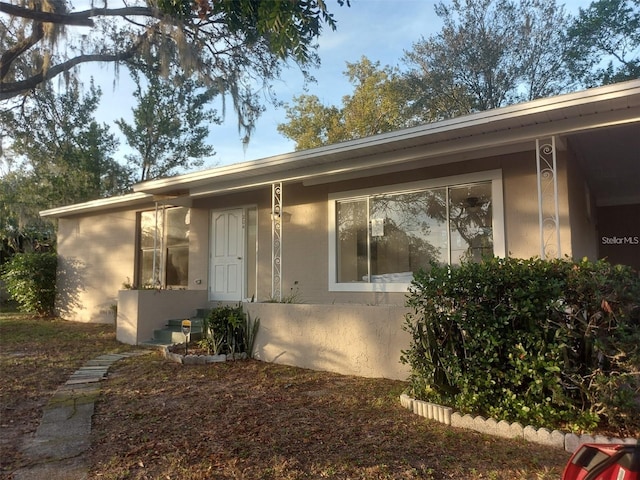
[138,206,190,288]
[329,171,504,292]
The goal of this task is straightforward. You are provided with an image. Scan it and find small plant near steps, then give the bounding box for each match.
[163,304,260,365]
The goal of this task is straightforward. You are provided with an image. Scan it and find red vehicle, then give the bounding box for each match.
[563,443,640,480]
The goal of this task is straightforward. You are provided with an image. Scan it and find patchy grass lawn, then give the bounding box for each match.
[90,356,571,479]
[1,312,571,480]
[0,312,137,478]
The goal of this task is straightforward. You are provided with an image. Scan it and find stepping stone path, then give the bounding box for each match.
[12,351,150,480]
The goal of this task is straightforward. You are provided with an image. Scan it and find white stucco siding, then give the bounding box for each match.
[566,152,598,261]
[56,211,137,323]
[246,303,412,380]
[502,150,574,260]
[186,207,210,291]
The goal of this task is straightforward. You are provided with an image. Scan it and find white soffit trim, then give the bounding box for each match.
[186,109,639,197]
[39,192,154,218]
[134,80,640,197]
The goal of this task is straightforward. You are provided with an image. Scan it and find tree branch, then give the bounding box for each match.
[0,20,44,81]
[0,1,94,26]
[0,30,153,99]
[0,2,179,93]
[84,6,165,20]
[0,2,171,26]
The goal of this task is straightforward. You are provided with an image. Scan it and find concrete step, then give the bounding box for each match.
[152,328,202,344]
[138,339,172,348]
[166,318,204,328]
[146,312,209,346]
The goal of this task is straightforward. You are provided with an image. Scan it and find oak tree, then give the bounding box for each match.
[279,0,575,149]
[0,80,129,252]
[278,57,417,150]
[565,0,640,86]
[0,0,348,139]
[403,0,572,118]
[116,65,219,182]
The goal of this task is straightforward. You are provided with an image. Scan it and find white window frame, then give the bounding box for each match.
[328,170,505,292]
[137,206,190,289]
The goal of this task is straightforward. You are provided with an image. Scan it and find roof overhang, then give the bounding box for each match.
[42,80,640,218]
[40,192,155,218]
[134,80,640,198]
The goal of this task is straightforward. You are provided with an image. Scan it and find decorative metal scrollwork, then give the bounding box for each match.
[272,183,282,301]
[536,137,561,259]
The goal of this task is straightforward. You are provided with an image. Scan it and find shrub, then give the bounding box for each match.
[402,257,640,434]
[1,252,57,316]
[200,304,260,357]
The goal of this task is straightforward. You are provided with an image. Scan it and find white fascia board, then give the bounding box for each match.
[134,80,640,196]
[39,192,154,218]
[186,106,640,197]
[39,82,640,218]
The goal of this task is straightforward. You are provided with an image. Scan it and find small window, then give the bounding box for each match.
[329,171,504,292]
[137,207,189,288]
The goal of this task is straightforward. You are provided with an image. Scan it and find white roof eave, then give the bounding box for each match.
[40,192,154,218]
[43,80,640,217]
[133,80,640,196]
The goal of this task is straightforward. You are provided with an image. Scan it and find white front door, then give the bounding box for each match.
[210,209,244,301]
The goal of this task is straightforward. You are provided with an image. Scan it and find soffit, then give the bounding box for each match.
[135,80,640,198]
[566,123,640,206]
[41,81,640,218]
[40,192,155,218]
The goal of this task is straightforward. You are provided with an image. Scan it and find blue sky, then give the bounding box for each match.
[93,0,591,169]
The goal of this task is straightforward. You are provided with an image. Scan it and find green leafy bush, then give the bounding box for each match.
[1,252,57,315]
[200,304,260,357]
[402,257,640,433]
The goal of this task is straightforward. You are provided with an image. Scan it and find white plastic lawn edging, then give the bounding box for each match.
[399,394,639,453]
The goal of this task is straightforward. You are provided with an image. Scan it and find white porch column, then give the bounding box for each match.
[536,137,561,259]
[271,182,282,301]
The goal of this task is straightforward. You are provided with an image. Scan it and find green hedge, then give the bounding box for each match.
[401,257,640,433]
[1,252,57,316]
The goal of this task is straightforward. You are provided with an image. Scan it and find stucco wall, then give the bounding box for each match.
[270,159,506,305]
[501,150,573,259]
[276,182,332,303]
[53,143,587,323]
[186,207,210,291]
[186,149,581,306]
[117,289,208,344]
[259,151,573,305]
[566,151,598,261]
[56,211,137,323]
[245,302,412,380]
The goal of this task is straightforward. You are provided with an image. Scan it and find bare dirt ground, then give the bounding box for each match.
[0,313,136,479]
[1,313,572,480]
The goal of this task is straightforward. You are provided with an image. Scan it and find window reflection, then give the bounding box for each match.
[370,189,446,278]
[337,200,368,283]
[449,183,493,264]
[137,207,189,288]
[335,181,493,283]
